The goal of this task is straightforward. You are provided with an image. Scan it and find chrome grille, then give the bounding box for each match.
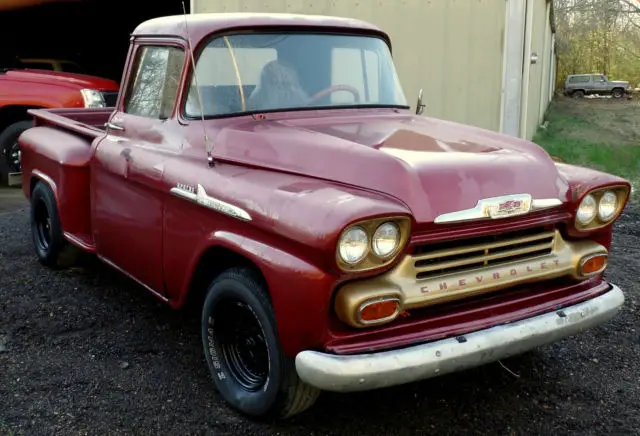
[413,226,556,280]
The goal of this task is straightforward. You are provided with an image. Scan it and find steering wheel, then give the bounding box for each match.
[307,84,361,105]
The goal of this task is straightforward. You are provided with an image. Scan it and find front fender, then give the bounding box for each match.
[172,230,335,357]
[555,162,631,248]
[554,162,631,201]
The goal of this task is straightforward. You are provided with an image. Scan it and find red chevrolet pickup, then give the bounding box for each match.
[0,55,119,185]
[18,13,630,419]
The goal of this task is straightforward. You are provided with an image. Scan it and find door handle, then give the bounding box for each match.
[105,121,125,131]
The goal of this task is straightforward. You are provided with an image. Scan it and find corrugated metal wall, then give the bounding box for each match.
[523,0,551,140]
[192,0,556,140]
[193,0,506,132]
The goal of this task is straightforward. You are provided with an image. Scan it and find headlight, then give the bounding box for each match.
[598,190,618,222]
[372,222,400,257]
[80,89,106,108]
[336,216,411,272]
[576,194,597,225]
[338,226,369,264]
[573,185,629,231]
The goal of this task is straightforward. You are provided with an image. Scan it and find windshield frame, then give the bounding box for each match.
[179,27,410,120]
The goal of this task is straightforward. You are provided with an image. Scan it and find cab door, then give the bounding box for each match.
[91,39,187,295]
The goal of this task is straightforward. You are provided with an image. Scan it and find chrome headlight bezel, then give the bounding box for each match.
[336,216,411,272]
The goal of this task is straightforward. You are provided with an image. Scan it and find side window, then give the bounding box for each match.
[124,45,186,119]
[331,48,380,104]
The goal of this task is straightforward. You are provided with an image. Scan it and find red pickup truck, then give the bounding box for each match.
[18,13,630,419]
[0,55,119,185]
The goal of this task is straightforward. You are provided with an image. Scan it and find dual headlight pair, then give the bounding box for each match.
[336,217,411,271]
[575,186,628,230]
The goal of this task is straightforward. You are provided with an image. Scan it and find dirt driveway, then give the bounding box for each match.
[1,194,639,435]
[0,187,26,214]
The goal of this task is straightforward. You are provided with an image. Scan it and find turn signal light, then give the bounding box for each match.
[358,298,400,325]
[579,253,608,276]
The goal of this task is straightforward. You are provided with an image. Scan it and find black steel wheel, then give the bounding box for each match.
[0,120,32,186]
[7,140,20,173]
[33,196,53,253]
[214,299,270,392]
[201,267,320,419]
[29,181,78,268]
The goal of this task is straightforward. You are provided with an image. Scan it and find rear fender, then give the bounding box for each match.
[19,126,96,242]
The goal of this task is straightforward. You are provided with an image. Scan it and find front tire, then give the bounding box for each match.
[572,90,585,99]
[30,181,78,268]
[201,267,320,419]
[612,88,624,99]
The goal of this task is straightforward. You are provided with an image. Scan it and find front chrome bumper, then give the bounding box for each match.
[295,283,624,392]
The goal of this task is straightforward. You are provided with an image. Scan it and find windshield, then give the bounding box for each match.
[184,32,408,118]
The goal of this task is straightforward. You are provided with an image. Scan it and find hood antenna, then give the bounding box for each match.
[182,1,214,166]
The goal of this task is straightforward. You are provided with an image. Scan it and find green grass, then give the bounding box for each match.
[533,98,640,196]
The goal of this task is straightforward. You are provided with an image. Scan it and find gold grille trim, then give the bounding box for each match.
[413,228,555,279]
[334,227,608,328]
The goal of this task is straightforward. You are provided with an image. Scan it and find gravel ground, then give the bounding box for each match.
[1,189,639,436]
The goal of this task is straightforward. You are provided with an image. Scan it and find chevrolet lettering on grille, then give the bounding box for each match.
[420,259,561,294]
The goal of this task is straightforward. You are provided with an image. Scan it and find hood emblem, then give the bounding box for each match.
[435,194,562,224]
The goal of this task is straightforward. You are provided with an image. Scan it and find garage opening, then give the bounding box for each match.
[0,0,191,82]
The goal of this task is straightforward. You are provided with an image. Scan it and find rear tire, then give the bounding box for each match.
[0,120,32,186]
[201,267,320,419]
[30,181,79,268]
[572,90,585,99]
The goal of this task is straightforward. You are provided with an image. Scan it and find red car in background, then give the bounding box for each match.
[0,55,119,185]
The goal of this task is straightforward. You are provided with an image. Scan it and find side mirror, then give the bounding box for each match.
[416,88,426,115]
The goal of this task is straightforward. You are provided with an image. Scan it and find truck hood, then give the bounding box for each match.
[612,80,629,86]
[3,69,119,90]
[213,112,570,223]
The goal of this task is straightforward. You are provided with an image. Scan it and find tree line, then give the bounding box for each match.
[555,0,640,87]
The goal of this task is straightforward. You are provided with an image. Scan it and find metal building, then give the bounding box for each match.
[191,0,556,141]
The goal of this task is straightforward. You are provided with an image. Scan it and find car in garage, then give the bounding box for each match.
[0,55,119,186]
[18,57,85,74]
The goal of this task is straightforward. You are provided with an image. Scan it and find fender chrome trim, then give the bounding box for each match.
[295,283,624,392]
[170,183,252,222]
